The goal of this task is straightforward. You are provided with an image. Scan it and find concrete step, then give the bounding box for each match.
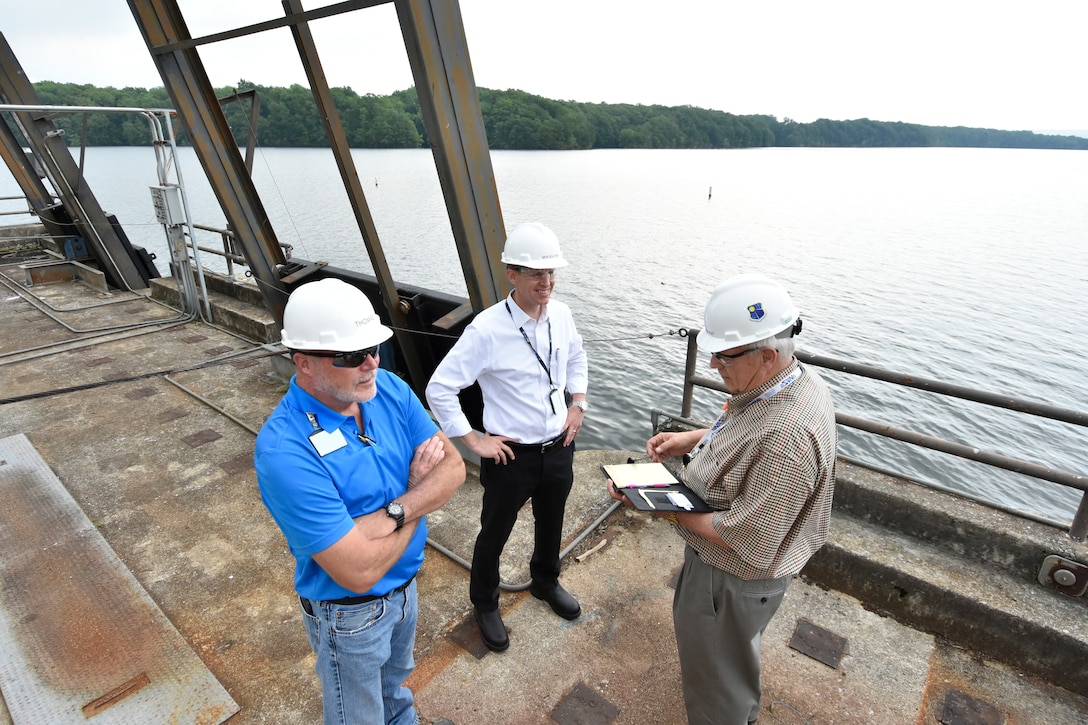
[830,460,1087,589]
[150,272,278,343]
[803,461,1088,695]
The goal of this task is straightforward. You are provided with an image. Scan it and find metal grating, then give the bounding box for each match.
[0,433,238,724]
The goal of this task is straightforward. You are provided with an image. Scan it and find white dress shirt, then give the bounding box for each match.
[426,292,588,443]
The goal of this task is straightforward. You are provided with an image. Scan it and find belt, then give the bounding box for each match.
[505,431,567,455]
[300,577,413,615]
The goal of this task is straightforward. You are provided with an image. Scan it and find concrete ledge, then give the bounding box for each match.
[833,460,1088,588]
[805,519,1088,695]
[803,461,1088,695]
[150,274,278,343]
[0,223,49,247]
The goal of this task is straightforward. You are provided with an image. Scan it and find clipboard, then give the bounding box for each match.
[601,463,712,513]
[601,462,679,488]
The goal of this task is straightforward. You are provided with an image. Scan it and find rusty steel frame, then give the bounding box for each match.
[126,0,508,341]
[281,0,430,394]
[0,34,150,291]
[127,0,290,320]
[393,0,508,312]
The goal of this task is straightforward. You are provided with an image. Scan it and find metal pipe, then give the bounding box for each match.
[796,349,1088,428]
[1070,496,1088,541]
[678,329,1088,540]
[836,412,1086,492]
[0,268,191,338]
[424,500,623,591]
[681,329,698,418]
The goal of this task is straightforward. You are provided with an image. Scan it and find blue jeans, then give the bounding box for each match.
[301,581,419,725]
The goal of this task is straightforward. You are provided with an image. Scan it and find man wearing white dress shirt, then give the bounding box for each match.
[426,222,589,652]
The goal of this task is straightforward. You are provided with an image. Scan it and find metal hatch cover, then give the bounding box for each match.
[0,433,238,724]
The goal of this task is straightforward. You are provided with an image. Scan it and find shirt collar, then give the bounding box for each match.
[506,291,549,324]
[730,358,801,409]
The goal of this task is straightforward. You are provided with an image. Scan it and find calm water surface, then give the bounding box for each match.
[3,146,1086,521]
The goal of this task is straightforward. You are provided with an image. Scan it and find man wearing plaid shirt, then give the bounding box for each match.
[609,273,837,725]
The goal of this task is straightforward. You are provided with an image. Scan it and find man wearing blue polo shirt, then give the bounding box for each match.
[255,278,465,725]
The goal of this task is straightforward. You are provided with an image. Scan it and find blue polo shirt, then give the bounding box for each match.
[254,369,438,601]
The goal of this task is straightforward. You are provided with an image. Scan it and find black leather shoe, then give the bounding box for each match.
[473,607,509,652]
[529,583,581,620]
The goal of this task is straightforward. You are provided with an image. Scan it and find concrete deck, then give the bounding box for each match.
[1,262,1085,724]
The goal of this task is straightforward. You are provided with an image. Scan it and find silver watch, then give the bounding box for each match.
[572,399,589,413]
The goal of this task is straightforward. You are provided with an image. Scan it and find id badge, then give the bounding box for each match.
[548,388,565,416]
[309,428,348,456]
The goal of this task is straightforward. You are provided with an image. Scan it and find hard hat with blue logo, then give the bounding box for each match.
[698,273,802,352]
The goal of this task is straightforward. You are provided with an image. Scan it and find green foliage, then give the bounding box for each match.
[32,82,176,145]
[25,81,1088,151]
[479,89,595,150]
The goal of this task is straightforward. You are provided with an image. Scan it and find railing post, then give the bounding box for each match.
[222,230,234,277]
[681,327,700,419]
[1070,493,1088,542]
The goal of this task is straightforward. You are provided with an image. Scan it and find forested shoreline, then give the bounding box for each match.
[26,80,1088,151]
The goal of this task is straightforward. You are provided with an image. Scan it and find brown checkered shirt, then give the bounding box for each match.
[678,360,838,580]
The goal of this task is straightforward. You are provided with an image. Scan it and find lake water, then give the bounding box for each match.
[3,146,1086,522]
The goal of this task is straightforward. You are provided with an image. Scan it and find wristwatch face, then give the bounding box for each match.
[574,400,589,412]
[386,502,405,528]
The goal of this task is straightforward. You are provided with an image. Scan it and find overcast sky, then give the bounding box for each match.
[3,0,1085,133]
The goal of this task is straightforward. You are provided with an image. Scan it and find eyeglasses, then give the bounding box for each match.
[517,268,557,280]
[713,348,761,365]
[306,346,380,368]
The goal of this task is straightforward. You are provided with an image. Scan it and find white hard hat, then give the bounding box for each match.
[698,273,802,352]
[281,278,393,351]
[500,222,569,269]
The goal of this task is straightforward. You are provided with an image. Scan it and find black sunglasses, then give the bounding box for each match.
[713,347,761,364]
[306,346,380,368]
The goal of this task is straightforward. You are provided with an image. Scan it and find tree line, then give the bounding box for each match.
[24,80,1088,151]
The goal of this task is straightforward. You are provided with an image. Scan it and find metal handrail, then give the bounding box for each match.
[0,194,34,217]
[677,328,1088,541]
[190,223,293,279]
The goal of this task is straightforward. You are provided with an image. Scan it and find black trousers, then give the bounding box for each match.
[469,439,575,611]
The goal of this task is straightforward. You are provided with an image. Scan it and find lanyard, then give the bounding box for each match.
[306,409,374,447]
[750,368,800,404]
[684,367,801,465]
[505,300,554,387]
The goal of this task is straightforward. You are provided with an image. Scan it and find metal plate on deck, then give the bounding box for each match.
[0,434,239,724]
[788,617,847,669]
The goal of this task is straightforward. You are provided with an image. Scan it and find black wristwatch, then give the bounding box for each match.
[385,501,405,530]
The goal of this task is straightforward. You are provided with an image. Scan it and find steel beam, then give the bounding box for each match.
[282,0,431,395]
[0,34,149,290]
[126,0,290,320]
[0,106,53,210]
[394,0,508,313]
